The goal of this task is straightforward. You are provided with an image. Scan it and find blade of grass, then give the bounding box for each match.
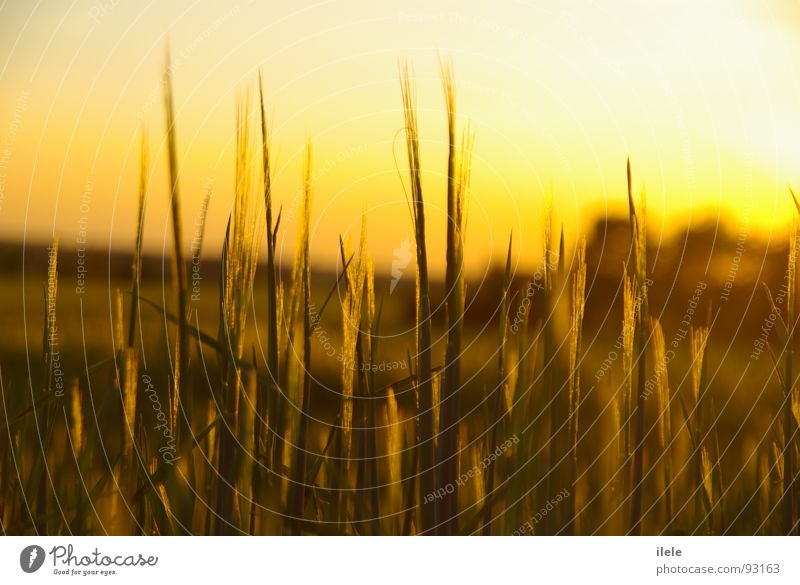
[483,234,512,534]
[162,47,190,448]
[438,60,473,535]
[399,63,435,534]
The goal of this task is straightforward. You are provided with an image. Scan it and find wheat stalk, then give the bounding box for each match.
[258,71,282,480]
[286,138,314,533]
[162,48,190,448]
[628,159,649,535]
[483,234,513,535]
[399,63,435,534]
[438,60,473,534]
[650,318,673,530]
[568,237,587,533]
[215,92,263,534]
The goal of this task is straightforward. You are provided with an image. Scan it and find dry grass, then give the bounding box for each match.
[162,49,190,450]
[214,92,263,534]
[2,62,798,537]
[400,63,435,534]
[650,318,673,529]
[438,60,473,535]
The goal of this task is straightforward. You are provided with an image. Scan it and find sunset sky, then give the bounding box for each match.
[2,0,800,274]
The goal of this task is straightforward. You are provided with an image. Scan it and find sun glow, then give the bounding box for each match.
[1,0,800,274]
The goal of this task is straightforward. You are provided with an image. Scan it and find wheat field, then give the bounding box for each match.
[0,52,798,537]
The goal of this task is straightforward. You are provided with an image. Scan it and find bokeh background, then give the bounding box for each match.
[2,0,800,535]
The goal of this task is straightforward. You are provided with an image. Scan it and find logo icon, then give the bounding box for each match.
[390,237,413,294]
[20,545,45,573]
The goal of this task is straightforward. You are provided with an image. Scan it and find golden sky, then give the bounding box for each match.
[2,0,800,275]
